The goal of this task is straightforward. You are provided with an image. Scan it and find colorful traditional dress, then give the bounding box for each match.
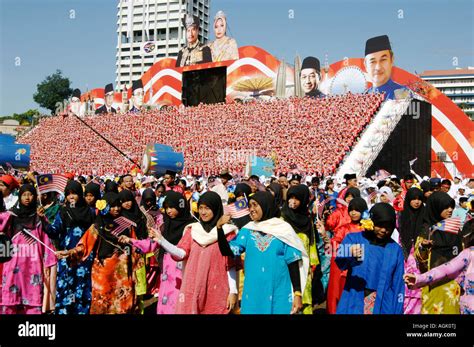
[0,212,57,314]
[69,224,141,314]
[336,231,405,314]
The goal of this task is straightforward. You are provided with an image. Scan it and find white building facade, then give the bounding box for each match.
[116,0,210,91]
[420,67,474,119]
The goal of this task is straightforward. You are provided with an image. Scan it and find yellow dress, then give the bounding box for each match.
[415,236,460,314]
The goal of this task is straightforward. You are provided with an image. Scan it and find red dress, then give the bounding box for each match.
[173,228,238,314]
[326,221,363,314]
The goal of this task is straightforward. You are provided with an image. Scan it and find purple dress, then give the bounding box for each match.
[131,238,183,314]
[415,247,474,315]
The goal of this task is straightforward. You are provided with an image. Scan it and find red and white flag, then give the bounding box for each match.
[37,174,69,195]
[107,217,137,237]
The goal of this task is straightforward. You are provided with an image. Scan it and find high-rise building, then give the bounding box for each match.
[420,67,474,119]
[116,0,210,90]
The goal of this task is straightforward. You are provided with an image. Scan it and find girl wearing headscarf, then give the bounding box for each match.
[267,182,284,210]
[398,187,425,314]
[335,203,405,314]
[46,180,95,314]
[320,187,361,295]
[104,180,119,194]
[324,197,367,314]
[120,191,194,314]
[84,182,101,211]
[414,191,462,314]
[137,187,163,301]
[119,188,149,312]
[378,186,395,205]
[40,192,60,225]
[0,184,57,314]
[133,191,239,314]
[218,191,309,314]
[325,187,361,234]
[57,192,142,314]
[405,219,474,315]
[140,188,163,230]
[208,10,239,62]
[281,185,319,314]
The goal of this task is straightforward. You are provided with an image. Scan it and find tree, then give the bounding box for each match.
[0,109,40,126]
[33,70,73,114]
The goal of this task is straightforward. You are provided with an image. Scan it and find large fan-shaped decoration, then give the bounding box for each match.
[233,77,274,98]
[329,66,367,95]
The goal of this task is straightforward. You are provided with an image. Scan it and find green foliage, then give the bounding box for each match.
[33,69,73,114]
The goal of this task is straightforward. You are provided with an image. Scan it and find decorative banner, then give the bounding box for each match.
[247,155,274,177]
[0,144,30,169]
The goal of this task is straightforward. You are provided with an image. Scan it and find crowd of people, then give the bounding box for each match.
[18,93,384,176]
[0,168,472,315]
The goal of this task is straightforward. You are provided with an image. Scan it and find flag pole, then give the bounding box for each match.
[68,112,140,169]
[21,228,56,254]
[33,175,43,208]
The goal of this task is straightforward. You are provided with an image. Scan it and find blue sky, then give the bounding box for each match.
[0,0,472,115]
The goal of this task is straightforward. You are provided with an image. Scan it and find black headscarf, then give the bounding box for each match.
[267,183,284,208]
[104,180,119,194]
[140,188,157,210]
[159,190,194,262]
[399,188,425,259]
[344,187,361,200]
[365,203,396,246]
[370,203,396,230]
[9,184,38,235]
[94,192,131,262]
[249,191,279,222]
[198,191,223,232]
[233,183,252,201]
[119,189,147,239]
[421,191,460,269]
[282,185,312,240]
[10,184,37,218]
[60,180,95,230]
[348,197,368,217]
[423,191,455,227]
[85,182,101,202]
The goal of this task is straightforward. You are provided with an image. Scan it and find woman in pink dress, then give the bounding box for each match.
[0,184,57,314]
[121,190,194,314]
[127,191,239,314]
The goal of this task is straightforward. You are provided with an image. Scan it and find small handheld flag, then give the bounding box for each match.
[224,198,250,219]
[37,174,69,195]
[433,217,462,234]
[105,217,137,237]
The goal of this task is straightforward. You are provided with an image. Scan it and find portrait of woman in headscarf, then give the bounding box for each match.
[208,10,239,62]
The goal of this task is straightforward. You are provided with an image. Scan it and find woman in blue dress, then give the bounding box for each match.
[46,180,95,314]
[335,203,405,314]
[217,191,309,314]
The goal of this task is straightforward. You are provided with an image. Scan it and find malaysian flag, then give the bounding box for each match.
[104,217,137,237]
[224,198,250,219]
[37,174,69,194]
[21,229,36,245]
[433,217,462,234]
